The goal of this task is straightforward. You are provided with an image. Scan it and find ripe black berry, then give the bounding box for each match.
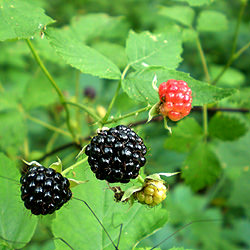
[20,166,72,215]
[85,125,147,183]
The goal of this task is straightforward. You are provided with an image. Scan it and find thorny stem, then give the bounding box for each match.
[212,0,248,85]
[62,156,88,175]
[101,64,131,125]
[26,39,78,143]
[105,105,151,125]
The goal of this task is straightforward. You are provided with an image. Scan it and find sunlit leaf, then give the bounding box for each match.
[0,0,54,41]
[126,30,182,70]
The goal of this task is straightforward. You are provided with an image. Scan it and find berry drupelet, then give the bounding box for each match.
[85,125,147,183]
[20,166,72,215]
[158,79,192,121]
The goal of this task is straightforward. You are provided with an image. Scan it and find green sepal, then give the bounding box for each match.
[146,172,180,181]
[49,157,62,173]
[152,74,158,92]
[121,185,143,202]
[68,178,88,189]
[164,116,172,134]
[76,145,87,159]
[22,159,42,168]
[148,102,160,122]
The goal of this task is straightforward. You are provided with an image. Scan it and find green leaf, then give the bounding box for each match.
[0,0,54,41]
[173,0,215,6]
[126,30,182,70]
[46,28,121,80]
[208,113,247,141]
[92,41,128,69]
[197,11,228,32]
[158,6,195,27]
[228,169,250,215]
[52,161,168,250]
[166,185,222,249]
[181,142,222,191]
[0,153,37,248]
[165,118,203,152]
[122,67,236,106]
[0,110,26,154]
[210,65,245,87]
[70,14,128,43]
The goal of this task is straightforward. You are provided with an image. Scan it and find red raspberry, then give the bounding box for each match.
[158,79,192,121]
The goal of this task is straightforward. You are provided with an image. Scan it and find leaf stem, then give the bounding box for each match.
[65,101,101,122]
[62,156,88,175]
[26,39,78,143]
[211,0,248,85]
[196,36,210,141]
[101,64,131,125]
[25,113,72,138]
[105,105,151,125]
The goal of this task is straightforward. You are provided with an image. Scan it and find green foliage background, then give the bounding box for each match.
[0,0,249,249]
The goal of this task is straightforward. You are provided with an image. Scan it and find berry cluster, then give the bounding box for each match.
[158,79,192,121]
[85,125,147,183]
[20,166,72,215]
[135,179,167,207]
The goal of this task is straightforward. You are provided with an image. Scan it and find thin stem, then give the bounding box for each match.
[62,157,88,175]
[75,71,81,133]
[26,113,72,138]
[101,64,131,125]
[66,101,101,122]
[212,1,248,85]
[105,105,151,125]
[234,41,250,59]
[101,81,121,125]
[26,39,77,142]
[196,36,210,141]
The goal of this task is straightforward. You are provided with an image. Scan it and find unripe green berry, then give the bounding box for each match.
[134,179,168,207]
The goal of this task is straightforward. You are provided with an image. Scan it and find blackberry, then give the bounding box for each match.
[20,166,72,215]
[85,125,147,183]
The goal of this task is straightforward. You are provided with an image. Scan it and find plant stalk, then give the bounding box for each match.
[26,39,78,143]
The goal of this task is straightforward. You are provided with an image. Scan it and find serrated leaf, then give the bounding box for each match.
[0,153,37,248]
[68,178,88,188]
[158,6,195,27]
[197,11,228,32]
[173,0,214,6]
[0,0,54,41]
[122,67,236,106]
[46,28,121,80]
[208,113,247,141]
[121,185,142,201]
[126,30,182,70]
[181,142,222,191]
[52,161,168,250]
[49,157,62,173]
[165,118,203,153]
